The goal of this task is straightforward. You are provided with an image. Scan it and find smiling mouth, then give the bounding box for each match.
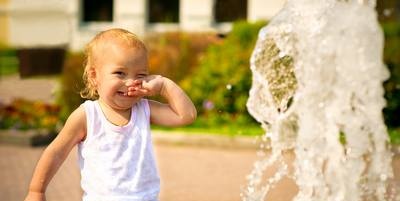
[117,91,129,97]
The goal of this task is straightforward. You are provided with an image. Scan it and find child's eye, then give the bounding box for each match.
[113,71,125,76]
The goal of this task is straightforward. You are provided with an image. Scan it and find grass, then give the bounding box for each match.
[152,124,264,137]
[0,62,19,76]
[153,123,400,146]
[0,48,19,76]
[389,128,400,145]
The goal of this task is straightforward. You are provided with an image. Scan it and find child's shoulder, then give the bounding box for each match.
[62,104,87,134]
[58,104,87,142]
[67,105,87,125]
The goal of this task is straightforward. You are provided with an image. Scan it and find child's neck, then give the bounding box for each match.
[98,99,132,127]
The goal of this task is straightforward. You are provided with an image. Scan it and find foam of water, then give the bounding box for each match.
[243,0,396,200]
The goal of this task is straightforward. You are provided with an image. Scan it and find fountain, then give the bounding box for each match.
[243,0,397,200]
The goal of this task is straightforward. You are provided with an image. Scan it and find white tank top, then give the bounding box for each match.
[78,99,160,201]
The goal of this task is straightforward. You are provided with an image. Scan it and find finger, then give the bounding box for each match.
[126,80,142,88]
[128,84,142,92]
[133,79,143,86]
[127,90,142,97]
[128,88,149,97]
[135,88,150,96]
[127,91,137,97]
[128,86,135,92]
[127,87,139,96]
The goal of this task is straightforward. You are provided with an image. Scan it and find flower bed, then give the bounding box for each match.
[0,99,61,146]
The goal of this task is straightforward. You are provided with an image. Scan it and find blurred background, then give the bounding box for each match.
[0,0,399,200]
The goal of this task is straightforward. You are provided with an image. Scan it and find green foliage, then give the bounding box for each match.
[389,128,400,145]
[146,32,218,82]
[0,47,19,76]
[56,52,86,121]
[382,21,400,128]
[181,20,267,127]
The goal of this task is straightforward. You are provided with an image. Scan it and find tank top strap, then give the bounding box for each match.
[137,99,150,124]
[81,100,100,146]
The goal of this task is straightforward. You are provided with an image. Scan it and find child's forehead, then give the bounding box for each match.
[93,39,147,60]
[92,39,148,69]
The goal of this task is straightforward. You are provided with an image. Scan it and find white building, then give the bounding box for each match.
[2,0,285,51]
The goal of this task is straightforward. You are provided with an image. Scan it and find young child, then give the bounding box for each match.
[24,28,197,201]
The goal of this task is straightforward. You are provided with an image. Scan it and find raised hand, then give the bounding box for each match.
[127,75,164,97]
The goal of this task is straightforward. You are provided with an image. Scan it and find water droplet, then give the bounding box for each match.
[278,51,286,58]
[380,174,387,181]
[383,9,392,17]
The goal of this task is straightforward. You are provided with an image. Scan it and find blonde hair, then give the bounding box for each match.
[80,28,147,99]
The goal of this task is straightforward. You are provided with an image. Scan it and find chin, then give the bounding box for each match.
[117,98,140,108]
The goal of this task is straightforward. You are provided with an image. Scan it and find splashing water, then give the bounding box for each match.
[243,0,396,201]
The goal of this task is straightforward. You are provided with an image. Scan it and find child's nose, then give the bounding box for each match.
[125,79,135,87]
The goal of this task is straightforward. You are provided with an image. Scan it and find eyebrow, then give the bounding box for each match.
[111,67,126,71]
[112,66,148,74]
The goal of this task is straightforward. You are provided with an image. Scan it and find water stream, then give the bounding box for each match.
[243,0,396,200]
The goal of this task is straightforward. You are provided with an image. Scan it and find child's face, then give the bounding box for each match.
[94,42,148,111]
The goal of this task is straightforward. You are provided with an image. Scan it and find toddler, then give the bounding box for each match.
[24,28,197,201]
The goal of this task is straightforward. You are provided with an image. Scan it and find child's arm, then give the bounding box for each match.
[24,106,86,201]
[128,75,197,126]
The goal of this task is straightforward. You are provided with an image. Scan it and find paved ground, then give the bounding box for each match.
[0,143,261,201]
[1,142,399,201]
[0,75,58,104]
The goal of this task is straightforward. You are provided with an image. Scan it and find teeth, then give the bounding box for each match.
[118,91,128,96]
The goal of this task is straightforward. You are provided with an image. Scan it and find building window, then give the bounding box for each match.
[149,0,179,23]
[83,0,113,22]
[214,0,247,22]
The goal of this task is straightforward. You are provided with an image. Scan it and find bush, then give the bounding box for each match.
[56,52,86,121]
[382,21,400,128]
[181,20,267,127]
[145,32,219,82]
[389,128,400,145]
